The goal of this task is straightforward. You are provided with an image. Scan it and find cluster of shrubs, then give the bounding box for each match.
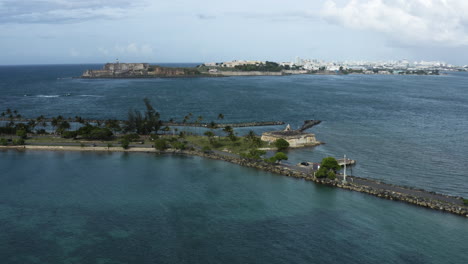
[315,157,340,180]
[153,137,188,151]
[0,137,25,146]
[62,124,114,140]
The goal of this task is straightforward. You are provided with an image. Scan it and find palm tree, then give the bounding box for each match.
[208,121,218,129]
[204,130,215,144]
[75,116,84,123]
[27,120,37,133]
[56,120,70,135]
[217,113,224,120]
[36,115,47,128]
[222,125,233,135]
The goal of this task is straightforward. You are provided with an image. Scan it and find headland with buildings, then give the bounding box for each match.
[81,58,468,79]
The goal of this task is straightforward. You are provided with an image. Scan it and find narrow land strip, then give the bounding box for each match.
[2,144,467,218]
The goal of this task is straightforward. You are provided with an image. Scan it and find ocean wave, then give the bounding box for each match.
[78,95,104,97]
[36,95,60,98]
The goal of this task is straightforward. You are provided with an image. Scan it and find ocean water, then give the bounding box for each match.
[1,64,467,196]
[1,65,468,263]
[0,150,467,264]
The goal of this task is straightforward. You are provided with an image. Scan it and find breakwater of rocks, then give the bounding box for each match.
[165,121,285,128]
[2,144,467,218]
[182,149,468,218]
[0,118,284,128]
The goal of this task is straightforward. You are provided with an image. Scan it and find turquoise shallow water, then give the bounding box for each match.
[1,150,467,264]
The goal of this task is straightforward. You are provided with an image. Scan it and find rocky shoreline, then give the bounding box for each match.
[186,149,468,218]
[0,118,284,129]
[2,145,467,218]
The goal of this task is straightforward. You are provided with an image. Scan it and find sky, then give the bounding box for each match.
[1,0,468,65]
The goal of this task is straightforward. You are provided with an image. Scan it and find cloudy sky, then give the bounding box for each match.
[1,0,468,65]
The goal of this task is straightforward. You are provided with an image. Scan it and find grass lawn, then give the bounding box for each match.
[184,135,269,155]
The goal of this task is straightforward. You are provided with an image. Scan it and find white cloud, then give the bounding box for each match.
[0,0,149,23]
[98,47,110,56]
[69,48,79,57]
[321,0,468,46]
[113,43,154,56]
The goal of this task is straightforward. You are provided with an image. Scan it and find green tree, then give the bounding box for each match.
[27,120,37,132]
[245,130,262,148]
[76,124,114,140]
[274,138,289,150]
[171,141,186,150]
[217,113,224,120]
[105,119,122,133]
[222,125,233,134]
[222,125,237,142]
[124,98,162,135]
[16,129,27,139]
[241,149,266,160]
[121,138,130,149]
[207,121,218,129]
[315,167,328,178]
[88,128,113,140]
[321,157,340,171]
[316,157,340,179]
[0,138,8,146]
[36,115,47,128]
[75,116,84,123]
[13,138,25,145]
[162,126,171,135]
[267,152,288,164]
[62,131,77,139]
[56,120,71,135]
[204,130,215,144]
[154,139,168,151]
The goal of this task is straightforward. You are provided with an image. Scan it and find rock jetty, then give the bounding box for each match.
[2,144,466,218]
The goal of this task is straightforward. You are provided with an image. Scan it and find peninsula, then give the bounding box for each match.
[1,104,467,218]
[81,58,447,79]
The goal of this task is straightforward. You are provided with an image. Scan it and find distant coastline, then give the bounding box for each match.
[80,62,442,79]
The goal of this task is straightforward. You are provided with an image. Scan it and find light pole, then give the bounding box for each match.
[343,154,347,183]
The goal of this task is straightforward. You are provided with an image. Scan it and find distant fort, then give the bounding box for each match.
[81,62,205,78]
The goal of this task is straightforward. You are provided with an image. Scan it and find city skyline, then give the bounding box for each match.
[2,0,468,65]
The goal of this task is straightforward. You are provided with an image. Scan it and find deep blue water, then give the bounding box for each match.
[1,65,468,263]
